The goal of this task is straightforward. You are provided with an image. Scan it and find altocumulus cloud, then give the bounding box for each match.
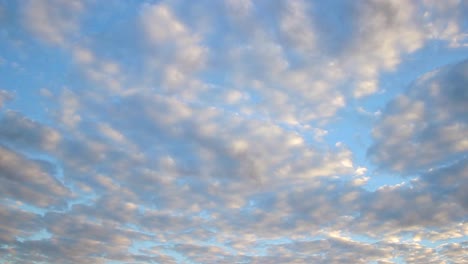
[0,0,467,263]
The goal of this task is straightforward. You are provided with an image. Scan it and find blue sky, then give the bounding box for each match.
[0,0,467,263]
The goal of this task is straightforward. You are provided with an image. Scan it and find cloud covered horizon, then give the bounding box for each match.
[0,0,467,263]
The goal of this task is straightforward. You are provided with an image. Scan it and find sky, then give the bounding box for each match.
[0,0,467,263]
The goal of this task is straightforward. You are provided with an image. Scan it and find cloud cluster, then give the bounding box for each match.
[0,0,467,263]
[369,59,468,173]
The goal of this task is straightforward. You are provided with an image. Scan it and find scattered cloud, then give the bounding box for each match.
[1,1,467,263]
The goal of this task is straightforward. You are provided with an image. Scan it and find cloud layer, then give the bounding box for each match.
[0,0,467,263]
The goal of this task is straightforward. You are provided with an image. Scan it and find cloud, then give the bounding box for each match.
[279,0,316,54]
[369,59,468,173]
[341,0,424,97]
[225,0,252,17]
[0,204,42,244]
[0,91,361,262]
[358,60,467,242]
[0,110,61,152]
[1,1,467,263]
[140,2,207,95]
[357,170,465,234]
[0,145,69,208]
[422,0,468,47]
[0,90,13,108]
[22,0,84,46]
[419,158,468,210]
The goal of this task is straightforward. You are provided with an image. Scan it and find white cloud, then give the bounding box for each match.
[354,167,368,176]
[140,3,207,95]
[72,47,94,64]
[343,0,424,97]
[422,0,468,47]
[354,80,378,98]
